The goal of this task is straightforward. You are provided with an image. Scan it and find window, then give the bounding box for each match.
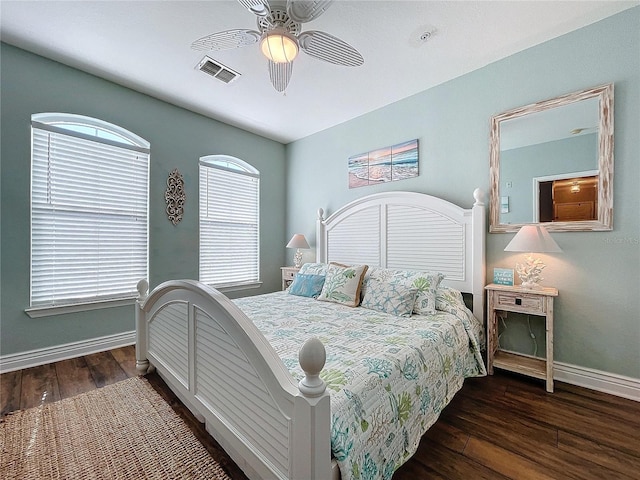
[199,155,260,289]
[29,113,149,315]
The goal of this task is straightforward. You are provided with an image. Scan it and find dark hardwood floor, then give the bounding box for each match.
[2,345,639,479]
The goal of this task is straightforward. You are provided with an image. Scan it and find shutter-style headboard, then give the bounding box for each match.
[316,190,485,320]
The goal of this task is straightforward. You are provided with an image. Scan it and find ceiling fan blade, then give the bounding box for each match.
[237,0,271,17]
[268,60,293,92]
[298,31,364,67]
[287,0,333,23]
[191,29,261,51]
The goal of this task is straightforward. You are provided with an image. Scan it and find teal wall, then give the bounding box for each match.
[1,43,287,356]
[285,8,640,379]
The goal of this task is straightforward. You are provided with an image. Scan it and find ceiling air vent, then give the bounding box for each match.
[196,56,240,84]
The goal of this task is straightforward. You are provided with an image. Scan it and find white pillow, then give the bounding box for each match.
[317,262,368,307]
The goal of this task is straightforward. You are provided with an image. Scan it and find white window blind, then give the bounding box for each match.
[199,157,260,287]
[30,117,149,307]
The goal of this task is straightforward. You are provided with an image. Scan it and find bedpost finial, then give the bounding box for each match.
[317,208,324,221]
[136,279,149,299]
[298,337,327,397]
[473,188,484,206]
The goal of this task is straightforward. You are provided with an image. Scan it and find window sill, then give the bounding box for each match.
[26,282,263,318]
[214,281,263,294]
[25,297,136,318]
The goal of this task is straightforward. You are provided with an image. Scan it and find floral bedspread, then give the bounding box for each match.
[233,291,486,480]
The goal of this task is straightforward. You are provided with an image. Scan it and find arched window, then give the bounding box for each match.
[199,155,260,288]
[28,113,149,314]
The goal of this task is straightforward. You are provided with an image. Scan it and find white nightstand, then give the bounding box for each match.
[281,266,300,290]
[485,283,559,392]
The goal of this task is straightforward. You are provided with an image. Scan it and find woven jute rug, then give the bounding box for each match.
[0,376,232,480]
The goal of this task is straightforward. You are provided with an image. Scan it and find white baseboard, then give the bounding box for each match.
[2,333,638,403]
[554,361,640,402]
[0,331,135,374]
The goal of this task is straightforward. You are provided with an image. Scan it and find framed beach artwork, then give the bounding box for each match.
[348,139,419,188]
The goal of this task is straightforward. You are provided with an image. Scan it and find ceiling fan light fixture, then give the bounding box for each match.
[261,30,299,63]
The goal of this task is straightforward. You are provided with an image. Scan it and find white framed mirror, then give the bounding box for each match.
[490,84,614,233]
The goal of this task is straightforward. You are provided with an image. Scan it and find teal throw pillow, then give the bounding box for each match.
[288,273,326,298]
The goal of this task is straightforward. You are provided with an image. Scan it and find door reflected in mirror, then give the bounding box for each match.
[538,173,598,222]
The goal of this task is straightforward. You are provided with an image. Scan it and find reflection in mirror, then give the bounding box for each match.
[534,171,598,222]
[490,84,614,233]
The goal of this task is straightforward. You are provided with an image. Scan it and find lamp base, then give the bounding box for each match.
[293,249,303,268]
[515,253,546,289]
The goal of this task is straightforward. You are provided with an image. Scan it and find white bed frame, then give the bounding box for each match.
[135,189,485,480]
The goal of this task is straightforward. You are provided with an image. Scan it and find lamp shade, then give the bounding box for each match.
[504,225,562,253]
[286,234,310,249]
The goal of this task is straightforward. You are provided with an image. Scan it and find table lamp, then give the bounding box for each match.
[286,234,310,268]
[504,225,562,289]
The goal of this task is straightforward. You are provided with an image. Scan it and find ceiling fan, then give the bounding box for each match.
[191,0,364,92]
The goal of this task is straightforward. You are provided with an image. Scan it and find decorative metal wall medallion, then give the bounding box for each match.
[165,168,185,225]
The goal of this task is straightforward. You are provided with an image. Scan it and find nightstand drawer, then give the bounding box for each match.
[281,267,301,290]
[495,291,545,314]
[282,269,297,280]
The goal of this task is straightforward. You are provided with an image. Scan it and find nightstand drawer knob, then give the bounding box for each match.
[515,298,522,306]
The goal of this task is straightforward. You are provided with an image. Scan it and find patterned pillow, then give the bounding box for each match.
[317,262,368,307]
[362,268,444,315]
[361,270,418,317]
[436,285,466,311]
[288,273,326,298]
[298,262,329,276]
[410,271,444,315]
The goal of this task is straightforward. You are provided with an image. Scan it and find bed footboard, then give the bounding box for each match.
[135,279,331,480]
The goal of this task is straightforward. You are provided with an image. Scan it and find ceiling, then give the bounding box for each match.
[1,1,637,144]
